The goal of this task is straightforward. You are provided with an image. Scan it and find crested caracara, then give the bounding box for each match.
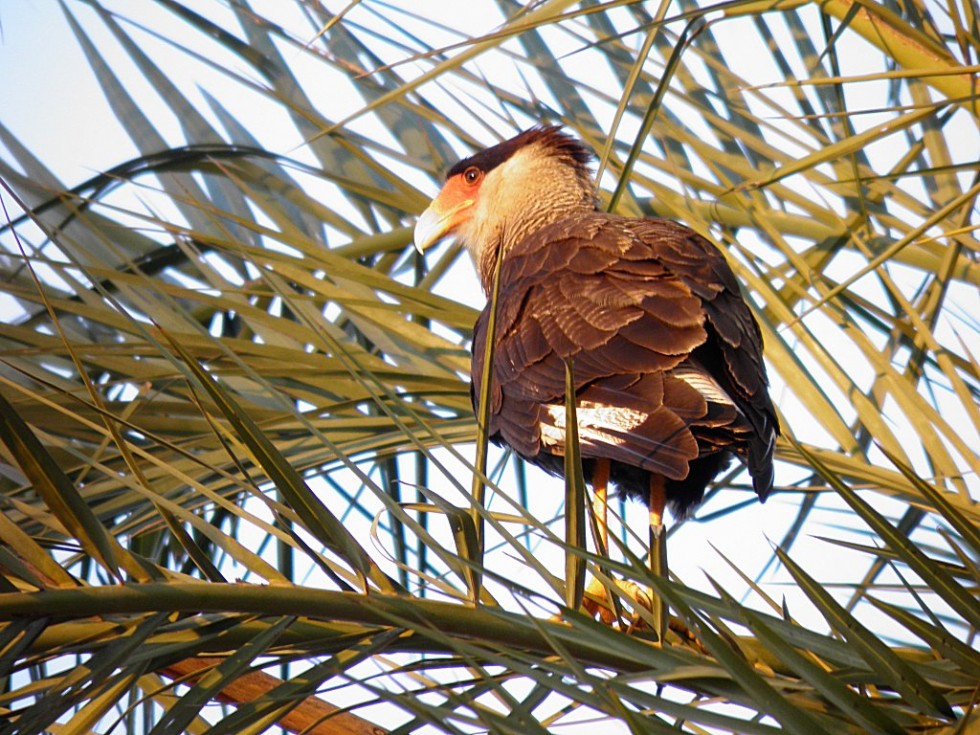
[414,125,778,621]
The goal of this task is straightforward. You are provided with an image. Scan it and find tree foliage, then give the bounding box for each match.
[0,1,976,733]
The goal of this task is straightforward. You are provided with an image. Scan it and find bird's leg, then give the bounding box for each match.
[649,474,666,531]
[583,459,618,623]
[591,458,610,556]
[648,475,668,643]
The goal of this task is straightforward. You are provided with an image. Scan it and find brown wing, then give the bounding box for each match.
[471,212,778,500]
[622,218,778,496]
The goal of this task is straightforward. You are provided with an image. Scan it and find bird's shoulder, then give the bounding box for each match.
[500,212,740,298]
[492,212,752,342]
[477,210,772,413]
[477,213,714,392]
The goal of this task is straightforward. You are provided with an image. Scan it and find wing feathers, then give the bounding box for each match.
[472,211,778,503]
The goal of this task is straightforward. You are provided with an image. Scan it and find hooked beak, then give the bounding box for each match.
[413,194,474,253]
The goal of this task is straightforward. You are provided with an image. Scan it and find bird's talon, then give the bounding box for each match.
[582,577,659,629]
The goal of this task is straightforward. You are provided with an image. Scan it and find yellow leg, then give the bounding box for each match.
[582,468,669,639]
[648,475,668,643]
[649,474,666,531]
[591,458,610,556]
[583,459,618,624]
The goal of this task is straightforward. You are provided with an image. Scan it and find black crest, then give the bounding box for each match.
[447,125,593,179]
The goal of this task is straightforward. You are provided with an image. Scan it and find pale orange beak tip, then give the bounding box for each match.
[413,196,474,253]
[414,204,446,254]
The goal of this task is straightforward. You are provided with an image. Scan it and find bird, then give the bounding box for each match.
[413,125,778,627]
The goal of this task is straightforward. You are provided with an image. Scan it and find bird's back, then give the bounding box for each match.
[471,211,778,517]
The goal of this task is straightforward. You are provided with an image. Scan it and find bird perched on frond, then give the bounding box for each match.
[414,125,778,629]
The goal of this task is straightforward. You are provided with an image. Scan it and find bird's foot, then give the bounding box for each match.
[582,577,655,629]
[582,577,703,650]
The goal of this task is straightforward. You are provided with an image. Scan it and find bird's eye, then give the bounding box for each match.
[462,166,483,185]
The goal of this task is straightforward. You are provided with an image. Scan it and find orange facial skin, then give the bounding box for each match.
[413,166,484,252]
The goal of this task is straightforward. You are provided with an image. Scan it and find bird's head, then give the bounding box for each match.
[414,125,596,291]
